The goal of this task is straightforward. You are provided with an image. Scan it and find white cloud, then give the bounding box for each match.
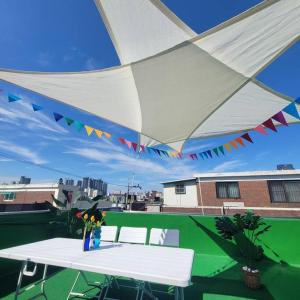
[0,95,68,134]
[0,140,48,164]
[36,52,52,67]
[212,160,248,172]
[85,58,98,70]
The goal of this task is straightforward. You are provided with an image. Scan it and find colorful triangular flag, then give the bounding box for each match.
[132,142,138,152]
[154,149,161,156]
[218,146,225,155]
[295,97,300,104]
[125,139,131,149]
[224,143,231,152]
[64,117,74,126]
[118,137,126,145]
[84,125,94,136]
[263,119,277,132]
[53,112,63,122]
[235,137,245,147]
[162,150,169,157]
[199,153,205,160]
[283,102,300,120]
[8,94,21,102]
[241,132,253,143]
[74,121,84,131]
[253,125,267,135]
[202,152,209,159]
[140,145,145,152]
[272,111,288,126]
[104,132,111,139]
[207,150,212,158]
[213,148,219,157]
[229,140,238,149]
[32,103,43,112]
[94,129,103,138]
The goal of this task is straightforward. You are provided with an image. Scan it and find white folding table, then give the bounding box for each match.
[0,238,194,300]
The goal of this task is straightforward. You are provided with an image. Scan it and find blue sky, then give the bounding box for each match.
[0,0,299,192]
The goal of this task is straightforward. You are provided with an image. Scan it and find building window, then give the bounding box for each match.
[268,181,300,203]
[216,182,240,199]
[0,192,16,201]
[175,184,186,194]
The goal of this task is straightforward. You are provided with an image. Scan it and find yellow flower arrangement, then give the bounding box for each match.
[91,215,95,222]
[84,213,88,220]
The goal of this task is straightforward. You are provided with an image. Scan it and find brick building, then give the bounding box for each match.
[0,183,79,207]
[162,170,300,217]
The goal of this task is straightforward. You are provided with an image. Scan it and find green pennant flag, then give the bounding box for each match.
[213,148,219,157]
[74,121,84,131]
[218,146,225,155]
[64,117,74,126]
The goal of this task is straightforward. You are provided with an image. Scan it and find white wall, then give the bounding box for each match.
[163,180,198,208]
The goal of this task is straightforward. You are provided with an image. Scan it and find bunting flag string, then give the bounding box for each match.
[3,89,300,161]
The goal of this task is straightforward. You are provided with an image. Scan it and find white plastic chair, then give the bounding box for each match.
[149,228,180,247]
[118,227,147,244]
[101,225,118,242]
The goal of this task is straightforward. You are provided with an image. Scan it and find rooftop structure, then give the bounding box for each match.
[162,169,300,217]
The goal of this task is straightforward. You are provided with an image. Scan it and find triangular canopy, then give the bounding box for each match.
[0,0,299,151]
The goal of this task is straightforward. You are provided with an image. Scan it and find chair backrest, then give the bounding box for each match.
[101,226,118,242]
[149,228,179,247]
[118,227,147,244]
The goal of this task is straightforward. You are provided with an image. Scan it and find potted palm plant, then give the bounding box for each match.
[215,211,271,289]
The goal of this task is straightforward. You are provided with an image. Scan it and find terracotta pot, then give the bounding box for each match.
[242,267,261,289]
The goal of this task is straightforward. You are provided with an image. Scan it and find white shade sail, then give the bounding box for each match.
[0,0,299,151]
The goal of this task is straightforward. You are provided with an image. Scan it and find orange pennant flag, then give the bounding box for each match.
[235,137,245,147]
[84,125,94,136]
[104,132,111,139]
[95,129,103,138]
[229,140,238,149]
[224,143,231,152]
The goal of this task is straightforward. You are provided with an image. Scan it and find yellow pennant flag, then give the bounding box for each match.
[84,125,94,136]
[104,132,111,139]
[95,129,103,138]
[224,143,232,152]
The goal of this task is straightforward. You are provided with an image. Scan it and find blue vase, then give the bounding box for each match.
[93,228,101,249]
[83,230,91,251]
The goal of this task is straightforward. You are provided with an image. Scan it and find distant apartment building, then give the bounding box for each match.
[0,183,79,206]
[161,170,300,217]
[80,177,107,196]
[19,176,31,184]
[65,179,74,186]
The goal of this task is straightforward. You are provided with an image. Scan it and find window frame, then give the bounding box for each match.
[268,180,300,203]
[215,182,241,199]
[175,183,186,194]
[0,192,17,201]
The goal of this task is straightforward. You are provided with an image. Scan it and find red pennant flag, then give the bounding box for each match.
[254,125,267,135]
[241,133,253,143]
[263,119,277,132]
[132,142,138,152]
[229,140,238,149]
[235,137,245,147]
[140,145,145,152]
[272,111,288,126]
[118,137,126,145]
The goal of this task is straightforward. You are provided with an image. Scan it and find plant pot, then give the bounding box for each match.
[242,267,261,289]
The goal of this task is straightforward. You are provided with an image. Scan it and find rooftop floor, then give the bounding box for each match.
[1,211,300,300]
[1,253,300,300]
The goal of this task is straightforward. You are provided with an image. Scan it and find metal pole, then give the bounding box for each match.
[198,178,204,216]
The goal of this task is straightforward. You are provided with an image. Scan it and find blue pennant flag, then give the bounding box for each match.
[295,97,300,105]
[8,94,21,102]
[283,102,300,120]
[32,103,43,111]
[207,150,213,158]
[53,112,63,122]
